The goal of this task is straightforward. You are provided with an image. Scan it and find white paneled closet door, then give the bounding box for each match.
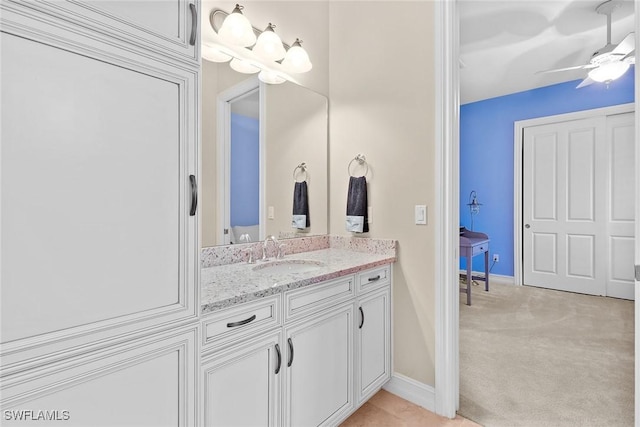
[606,112,635,299]
[523,111,635,299]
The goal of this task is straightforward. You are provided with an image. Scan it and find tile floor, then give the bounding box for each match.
[340,390,481,427]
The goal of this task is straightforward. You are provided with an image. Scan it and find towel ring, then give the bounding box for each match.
[348,154,368,177]
[293,162,308,182]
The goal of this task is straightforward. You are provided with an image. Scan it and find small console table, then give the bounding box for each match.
[459,227,490,305]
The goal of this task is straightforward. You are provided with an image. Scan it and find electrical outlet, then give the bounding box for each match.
[493,254,499,263]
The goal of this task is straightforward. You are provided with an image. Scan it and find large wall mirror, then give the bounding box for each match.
[201,60,328,247]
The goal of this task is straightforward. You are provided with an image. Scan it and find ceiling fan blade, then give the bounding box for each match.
[536,64,594,74]
[623,50,635,64]
[612,32,635,55]
[576,76,596,89]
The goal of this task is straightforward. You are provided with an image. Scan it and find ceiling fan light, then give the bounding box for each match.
[218,4,256,47]
[229,58,260,74]
[201,44,232,63]
[253,24,286,61]
[282,39,312,73]
[588,61,630,82]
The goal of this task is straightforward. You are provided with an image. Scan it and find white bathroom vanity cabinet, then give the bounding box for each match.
[201,265,391,426]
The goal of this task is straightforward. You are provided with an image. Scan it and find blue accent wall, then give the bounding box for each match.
[460,69,634,276]
[230,113,259,227]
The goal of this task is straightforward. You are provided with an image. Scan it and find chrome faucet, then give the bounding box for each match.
[261,235,279,261]
[244,247,255,264]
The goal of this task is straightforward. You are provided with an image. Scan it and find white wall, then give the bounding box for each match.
[328,1,436,385]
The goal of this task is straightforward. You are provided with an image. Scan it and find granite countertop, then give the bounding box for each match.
[201,248,395,315]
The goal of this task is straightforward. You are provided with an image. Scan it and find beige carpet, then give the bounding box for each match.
[458,281,634,427]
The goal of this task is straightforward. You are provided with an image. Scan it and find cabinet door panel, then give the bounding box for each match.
[202,333,281,427]
[4,0,198,63]
[284,304,353,427]
[1,326,197,427]
[357,288,391,403]
[0,24,197,355]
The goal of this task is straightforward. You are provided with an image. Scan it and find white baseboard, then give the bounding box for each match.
[383,373,435,413]
[458,270,515,286]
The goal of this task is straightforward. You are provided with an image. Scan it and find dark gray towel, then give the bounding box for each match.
[292,181,310,229]
[346,176,368,233]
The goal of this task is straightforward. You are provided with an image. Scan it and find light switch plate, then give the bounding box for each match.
[415,205,427,225]
[268,206,275,219]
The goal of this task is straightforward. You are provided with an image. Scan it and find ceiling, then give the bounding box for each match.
[459,0,635,104]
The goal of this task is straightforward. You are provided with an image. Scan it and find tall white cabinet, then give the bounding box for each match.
[0,1,200,425]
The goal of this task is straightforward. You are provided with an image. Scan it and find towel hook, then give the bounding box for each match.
[348,154,368,177]
[293,162,308,182]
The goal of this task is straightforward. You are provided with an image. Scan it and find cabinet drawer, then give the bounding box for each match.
[284,276,355,321]
[356,265,391,293]
[472,243,489,257]
[202,296,281,349]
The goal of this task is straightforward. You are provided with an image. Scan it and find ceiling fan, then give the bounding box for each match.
[539,0,635,88]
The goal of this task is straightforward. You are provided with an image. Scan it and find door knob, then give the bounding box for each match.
[525,224,531,229]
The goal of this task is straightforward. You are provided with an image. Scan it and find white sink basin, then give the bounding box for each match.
[253,260,325,274]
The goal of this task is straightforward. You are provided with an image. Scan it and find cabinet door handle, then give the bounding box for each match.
[368,275,381,282]
[189,175,197,216]
[226,314,256,328]
[287,338,294,367]
[189,3,197,46]
[275,344,282,374]
[359,306,365,329]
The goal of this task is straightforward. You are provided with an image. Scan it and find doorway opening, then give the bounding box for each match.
[216,78,265,245]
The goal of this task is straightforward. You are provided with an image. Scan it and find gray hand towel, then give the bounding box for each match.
[346,176,368,233]
[292,181,310,229]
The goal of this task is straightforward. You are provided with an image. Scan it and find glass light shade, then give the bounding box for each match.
[229,58,259,74]
[218,5,256,47]
[201,44,232,63]
[253,24,286,61]
[258,70,286,84]
[588,61,630,82]
[282,39,312,73]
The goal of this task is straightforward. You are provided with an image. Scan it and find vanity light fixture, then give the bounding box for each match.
[217,4,256,47]
[258,70,286,85]
[230,58,260,74]
[202,44,232,63]
[253,23,286,62]
[281,39,313,73]
[204,5,312,85]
